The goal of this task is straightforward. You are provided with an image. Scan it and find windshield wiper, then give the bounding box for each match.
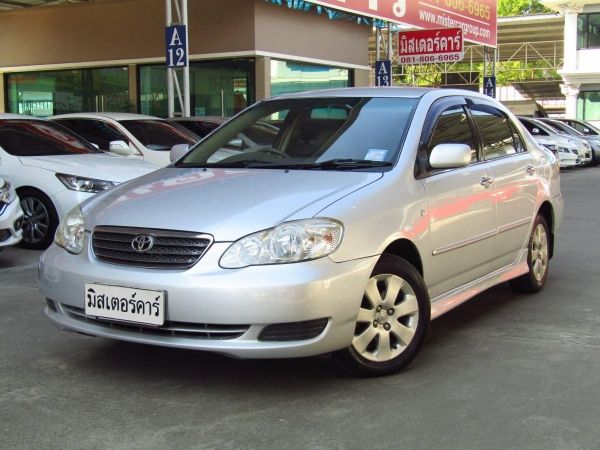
[271,159,393,171]
[178,159,274,169]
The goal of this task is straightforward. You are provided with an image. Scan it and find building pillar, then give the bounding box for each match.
[560,4,582,72]
[255,56,271,101]
[0,74,5,113]
[128,64,138,113]
[561,82,580,118]
[353,68,370,87]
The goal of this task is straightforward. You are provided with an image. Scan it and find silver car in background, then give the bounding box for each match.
[39,88,563,376]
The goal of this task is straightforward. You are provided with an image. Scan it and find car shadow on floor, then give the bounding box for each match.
[68,283,527,387]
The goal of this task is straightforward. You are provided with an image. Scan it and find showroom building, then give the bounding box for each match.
[0,0,371,118]
[543,0,600,122]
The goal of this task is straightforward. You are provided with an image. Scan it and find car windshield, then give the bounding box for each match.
[119,120,198,150]
[545,120,583,136]
[176,97,418,170]
[0,120,102,156]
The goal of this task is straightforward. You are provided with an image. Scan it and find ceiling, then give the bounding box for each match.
[0,0,92,11]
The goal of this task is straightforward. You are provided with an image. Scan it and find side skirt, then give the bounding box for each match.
[429,248,529,320]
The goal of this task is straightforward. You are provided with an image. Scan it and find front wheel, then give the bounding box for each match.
[334,255,430,377]
[510,215,550,293]
[19,189,58,250]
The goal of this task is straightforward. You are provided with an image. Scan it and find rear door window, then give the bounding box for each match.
[470,105,520,160]
[54,118,128,151]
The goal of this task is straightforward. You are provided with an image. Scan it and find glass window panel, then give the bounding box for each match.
[588,14,600,48]
[470,105,517,160]
[139,59,255,118]
[270,60,350,97]
[6,67,129,117]
[579,91,600,121]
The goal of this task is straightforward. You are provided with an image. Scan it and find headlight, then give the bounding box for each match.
[220,218,344,268]
[540,144,557,153]
[54,206,85,254]
[56,173,116,193]
[0,180,14,204]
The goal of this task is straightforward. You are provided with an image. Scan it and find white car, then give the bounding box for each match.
[518,117,592,166]
[0,177,24,251]
[50,113,199,166]
[538,143,578,168]
[0,114,159,249]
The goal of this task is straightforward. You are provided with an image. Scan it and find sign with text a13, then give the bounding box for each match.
[302,0,497,47]
[398,28,464,64]
[165,25,187,68]
[375,60,392,86]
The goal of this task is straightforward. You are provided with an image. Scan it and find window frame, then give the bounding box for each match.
[415,96,481,179]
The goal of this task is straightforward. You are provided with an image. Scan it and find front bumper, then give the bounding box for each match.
[0,200,24,247]
[39,238,377,358]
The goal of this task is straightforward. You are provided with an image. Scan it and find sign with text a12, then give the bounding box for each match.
[165,25,188,68]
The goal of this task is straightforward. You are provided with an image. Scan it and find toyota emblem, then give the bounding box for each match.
[131,234,155,253]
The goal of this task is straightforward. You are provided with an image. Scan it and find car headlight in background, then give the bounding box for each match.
[540,144,557,154]
[220,218,344,268]
[54,206,85,254]
[0,180,15,204]
[56,173,116,193]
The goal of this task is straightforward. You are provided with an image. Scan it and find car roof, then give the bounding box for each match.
[50,112,162,121]
[169,116,226,123]
[0,113,38,120]
[266,86,492,101]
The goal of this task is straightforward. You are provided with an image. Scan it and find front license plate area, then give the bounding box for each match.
[85,283,165,326]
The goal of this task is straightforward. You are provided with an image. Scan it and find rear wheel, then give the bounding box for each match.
[334,255,430,377]
[510,214,550,293]
[19,189,58,250]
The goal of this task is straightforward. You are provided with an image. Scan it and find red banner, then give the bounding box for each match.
[304,0,497,47]
[398,27,463,64]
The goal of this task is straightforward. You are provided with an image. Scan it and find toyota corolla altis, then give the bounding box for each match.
[39,88,563,376]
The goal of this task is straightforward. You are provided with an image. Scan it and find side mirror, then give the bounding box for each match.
[108,140,134,156]
[531,128,540,135]
[429,143,472,169]
[170,144,190,162]
[583,128,590,134]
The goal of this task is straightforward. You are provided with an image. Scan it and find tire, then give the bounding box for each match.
[19,189,59,250]
[333,255,430,377]
[510,215,550,293]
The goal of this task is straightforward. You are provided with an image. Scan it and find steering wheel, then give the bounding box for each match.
[255,147,287,158]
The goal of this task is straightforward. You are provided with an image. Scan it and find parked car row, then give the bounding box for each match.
[518,116,599,168]
[0,114,182,249]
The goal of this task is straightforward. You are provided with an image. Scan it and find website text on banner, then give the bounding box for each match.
[303,0,497,47]
[398,28,464,64]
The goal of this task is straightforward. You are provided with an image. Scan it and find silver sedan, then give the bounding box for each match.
[39,88,563,376]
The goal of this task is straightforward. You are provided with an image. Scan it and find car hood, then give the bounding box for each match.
[83,167,383,240]
[19,154,159,182]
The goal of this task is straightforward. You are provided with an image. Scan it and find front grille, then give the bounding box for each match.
[92,226,212,269]
[59,304,249,340]
[258,318,329,342]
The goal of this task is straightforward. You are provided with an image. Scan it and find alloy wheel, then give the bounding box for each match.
[352,274,420,363]
[531,223,549,282]
[21,196,50,245]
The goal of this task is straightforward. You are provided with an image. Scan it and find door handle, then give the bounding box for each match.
[526,165,536,175]
[480,176,494,187]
